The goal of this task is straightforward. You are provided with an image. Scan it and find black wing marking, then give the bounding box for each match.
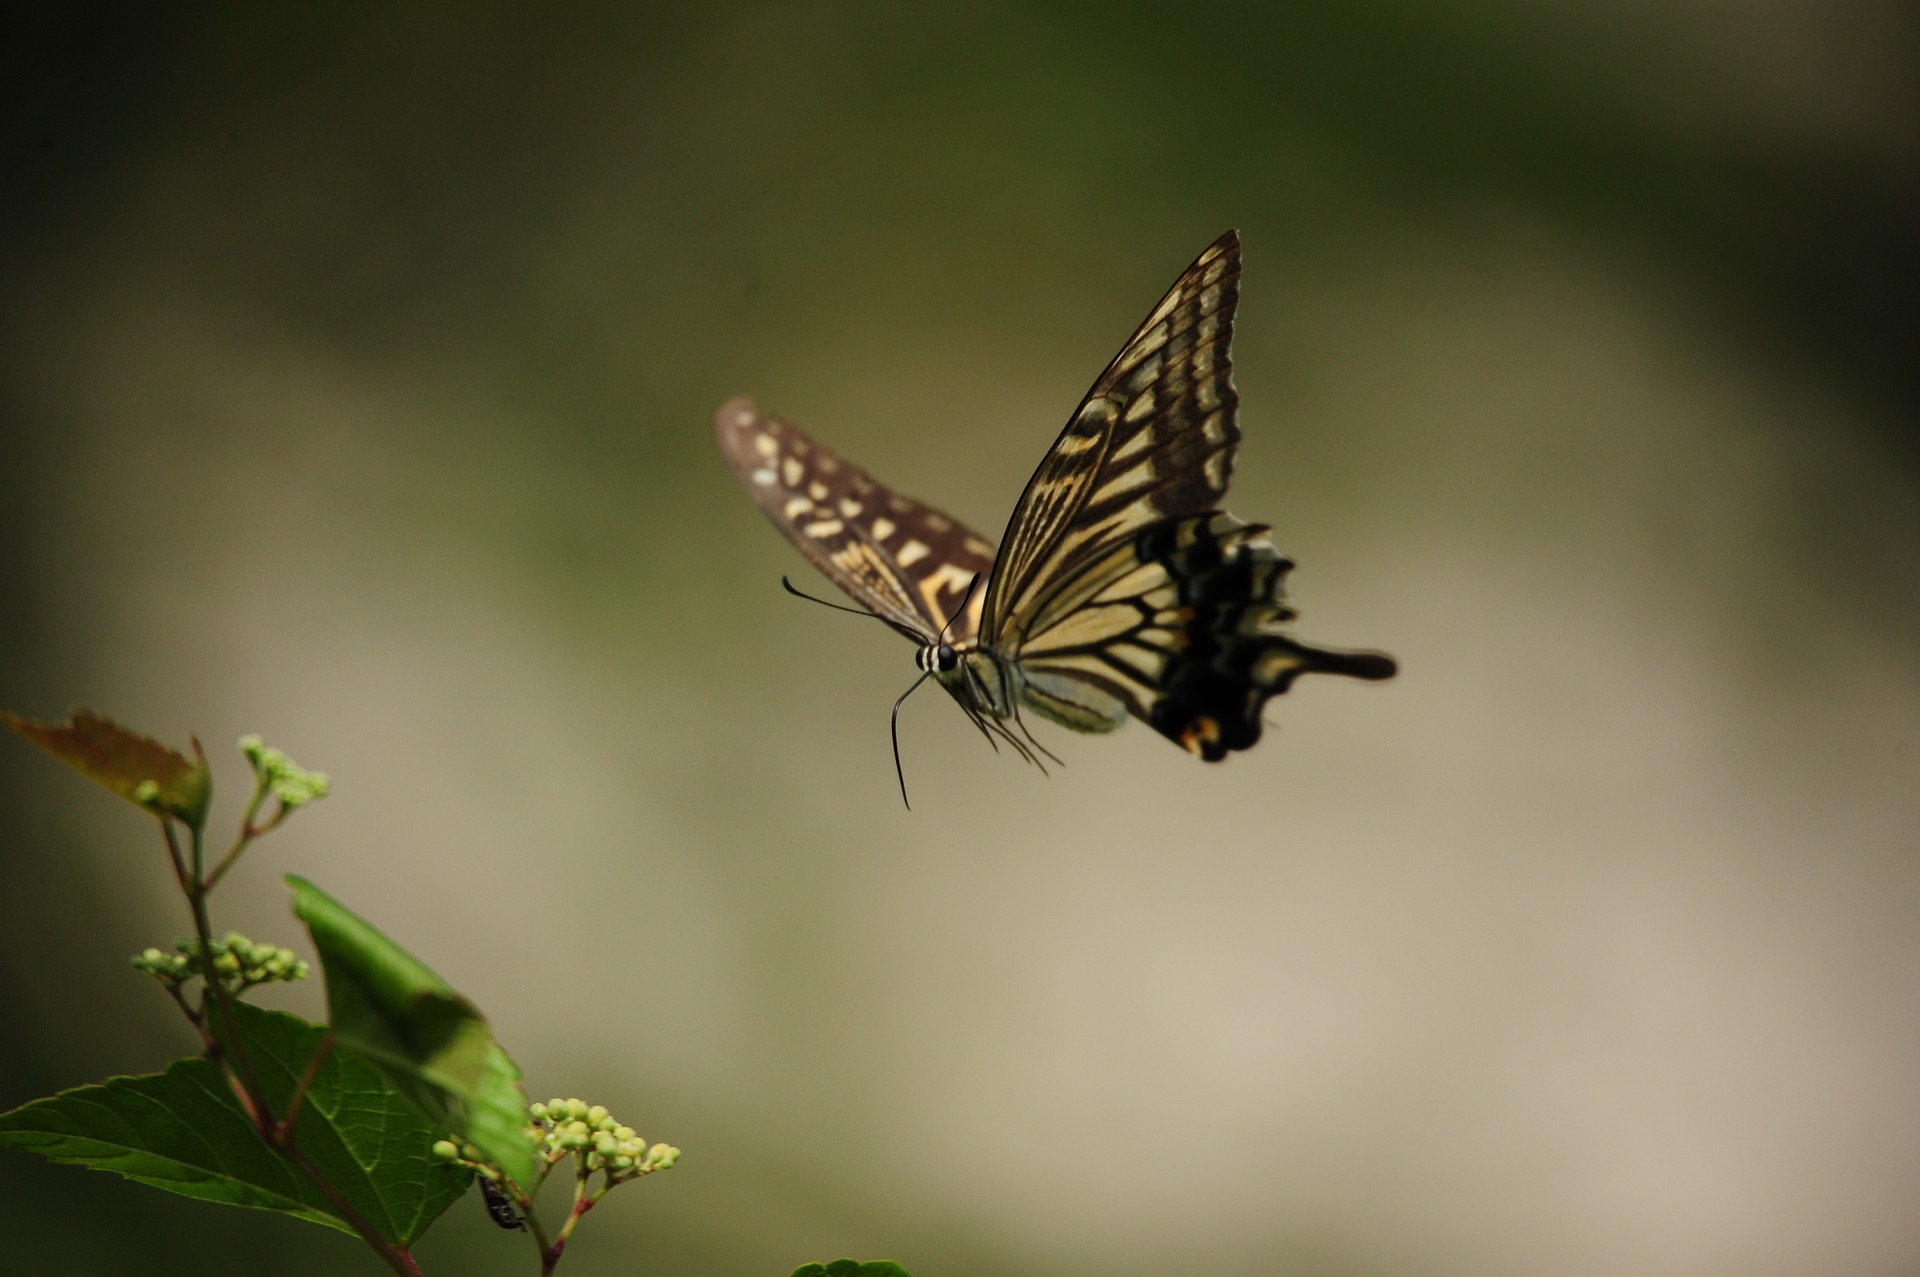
[1013,513,1397,758]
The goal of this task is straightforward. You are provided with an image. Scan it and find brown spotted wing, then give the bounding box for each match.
[714,398,993,644]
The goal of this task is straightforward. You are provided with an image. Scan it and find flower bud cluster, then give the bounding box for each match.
[131,932,308,990]
[238,734,330,808]
[528,1097,680,1182]
[431,1138,485,1165]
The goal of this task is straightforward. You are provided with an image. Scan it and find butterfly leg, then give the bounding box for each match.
[1011,704,1064,770]
[984,713,1049,774]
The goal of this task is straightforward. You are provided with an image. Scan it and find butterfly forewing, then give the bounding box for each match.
[714,398,995,642]
[981,230,1243,641]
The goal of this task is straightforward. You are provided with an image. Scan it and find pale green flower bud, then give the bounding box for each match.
[239,735,330,807]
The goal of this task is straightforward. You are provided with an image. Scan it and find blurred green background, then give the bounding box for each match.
[3,3,1916,1275]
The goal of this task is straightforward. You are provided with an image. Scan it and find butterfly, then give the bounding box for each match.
[715,231,1395,803]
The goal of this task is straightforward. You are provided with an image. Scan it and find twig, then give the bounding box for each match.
[274,1032,334,1143]
[201,778,271,892]
[284,1144,426,1277]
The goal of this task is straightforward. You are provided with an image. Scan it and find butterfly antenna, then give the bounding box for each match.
[782,576,923,644]
[936,572,983,644]
[890,670,932,809]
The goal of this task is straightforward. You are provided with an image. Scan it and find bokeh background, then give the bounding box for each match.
[3,3,1916,1275]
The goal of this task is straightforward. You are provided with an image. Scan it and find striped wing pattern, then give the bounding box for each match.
[1011,513,1396,757]
[714,397,994,643]
[981,230,1243,641]
[715,230,1396,776]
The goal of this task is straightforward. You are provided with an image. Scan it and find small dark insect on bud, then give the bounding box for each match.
[479,1177,526,1230]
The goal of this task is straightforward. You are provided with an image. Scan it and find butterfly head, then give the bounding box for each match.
[916,641,960,676]
[921,642,1014,724]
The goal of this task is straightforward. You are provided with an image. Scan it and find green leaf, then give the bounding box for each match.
[287,875,536,1186]
[0,1003,469,1242]
[1,708,211,829]
[790,1263,913,1277]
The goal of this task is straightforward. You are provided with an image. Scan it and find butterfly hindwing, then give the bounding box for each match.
[714,398,994,643]
[1013,514,1397,758]
[981,230,1243,640]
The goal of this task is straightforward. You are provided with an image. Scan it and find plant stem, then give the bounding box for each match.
[540,1162,604,1274]
[151,752,417,1274]
[187,832,270,1121]
[159,817,192,897]
[154,823,216,1055]
[275,1031,334,1142]
[284,1144,426,1277]
[531,1149,562,1195]
[159,979,217,1052]
[201,777,271,892]
[523,1195,555,1271]
[159,818,271,1128]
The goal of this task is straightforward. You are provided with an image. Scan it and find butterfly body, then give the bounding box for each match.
[716,231,1395,775]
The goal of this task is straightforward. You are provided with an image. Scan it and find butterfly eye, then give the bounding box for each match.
[935,644,958,672]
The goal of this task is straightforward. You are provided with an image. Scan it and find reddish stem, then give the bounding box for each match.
[283,1144,426,1277]
[158,810,417,1275]
[275,1032,334,1143]
[159,818,193,898]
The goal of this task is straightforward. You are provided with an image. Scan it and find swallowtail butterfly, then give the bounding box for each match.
[716,231,1395,800]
